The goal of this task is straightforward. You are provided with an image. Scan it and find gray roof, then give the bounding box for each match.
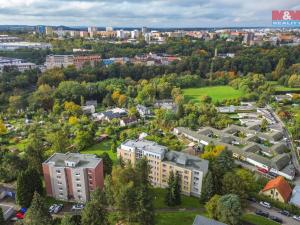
[43,152,101,169]
[271,153,291,170]
[193,215,227,225]
[164,151,209,172]
[122,139,167,155]
[271,143,288,155]
[290,186,300,207]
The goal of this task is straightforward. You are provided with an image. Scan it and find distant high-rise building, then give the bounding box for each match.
[144,33,151,43]
[36,25,46,34]
[88,27,97,38]
[117,30,125,39]
[243,32,255,45]
[106,26,114,32]
[45,26,53,36]
[131,29,140,39]
[142,26,149,34]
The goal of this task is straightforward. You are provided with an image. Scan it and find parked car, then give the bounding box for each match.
[49,204,57,214]
[259,201,271,209]
[270,215,283,223]
[255,210,269,218]
[16,208,27,220]
[53,204,63,214]
[16,212,25,220]
[279,210,290,217]
[247,197,256,202]
[293,215,300,221]
[72,204,84,211]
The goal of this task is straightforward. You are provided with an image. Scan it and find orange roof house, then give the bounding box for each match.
[260,176,292,203]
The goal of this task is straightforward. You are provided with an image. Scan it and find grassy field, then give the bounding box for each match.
[183,86,243,103]
[155,211,199,225]
[242,214,280,225]
[267,81,300,92]
[153,188,201,209]
[80,139,117,162]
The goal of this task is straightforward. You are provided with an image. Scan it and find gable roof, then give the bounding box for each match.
[193,215,227,225]
[262,176,292,202]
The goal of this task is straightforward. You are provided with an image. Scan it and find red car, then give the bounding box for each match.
[257,167,268,173]
[16,212,25,219]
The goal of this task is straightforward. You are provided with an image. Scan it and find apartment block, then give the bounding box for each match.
[117,140,208,197]
[42,152,104,203]
[74,55,101,69]
[45,55,74,70]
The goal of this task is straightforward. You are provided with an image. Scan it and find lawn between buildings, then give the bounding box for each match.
[242,214,281,225]
[183,85,244,103]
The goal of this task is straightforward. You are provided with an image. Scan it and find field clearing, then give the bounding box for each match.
[183,86,243,103]
[80,139,117,162]
[267,81,300,92]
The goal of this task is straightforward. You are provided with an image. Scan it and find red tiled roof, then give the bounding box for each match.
[262,176,292,202]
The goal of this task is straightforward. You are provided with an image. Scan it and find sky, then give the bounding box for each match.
[0,0,299,28]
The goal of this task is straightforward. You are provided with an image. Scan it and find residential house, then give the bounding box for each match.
[92,108,127,122]
[136,104,151,117]
[120,116,138,127]
[260,176,292,203]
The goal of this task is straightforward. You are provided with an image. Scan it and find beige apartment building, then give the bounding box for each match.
[117,140,208,197]
[45,55,74,70]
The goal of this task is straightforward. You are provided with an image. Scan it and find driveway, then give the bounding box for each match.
[248,201,300,225]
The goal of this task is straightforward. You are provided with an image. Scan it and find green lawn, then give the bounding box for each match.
[153,188,201,209]
[242,214,280,225]
[155,211,199,225]
[267,81,300,92]
[80,139,117,162]
[183,86,243,103]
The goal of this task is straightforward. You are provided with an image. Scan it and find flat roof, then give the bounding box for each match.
[43,152,101,169]
[122,139,167,155]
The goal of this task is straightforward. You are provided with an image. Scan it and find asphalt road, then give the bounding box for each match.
[249,201,300,225]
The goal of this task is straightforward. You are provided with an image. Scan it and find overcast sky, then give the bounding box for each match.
[0,0,299,27]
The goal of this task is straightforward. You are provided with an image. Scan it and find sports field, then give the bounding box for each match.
[183,86,243,103]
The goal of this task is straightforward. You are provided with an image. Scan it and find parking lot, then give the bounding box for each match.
[249,201,300,225]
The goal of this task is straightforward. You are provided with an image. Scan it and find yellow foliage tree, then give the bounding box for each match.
[0,120,7,135]
[201,145,225,160]
[68,116,78,125]
[118,94,127,107]
[64,101,81,114]
[111,91,121,104]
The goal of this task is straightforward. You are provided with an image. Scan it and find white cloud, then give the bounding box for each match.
[0,0,298,27]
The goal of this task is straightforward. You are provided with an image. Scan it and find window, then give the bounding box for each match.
[57,176,61,179]
[77,184,81,187]
[77,190,81,193]
[56,170,61,174]
[75,173,80,176]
